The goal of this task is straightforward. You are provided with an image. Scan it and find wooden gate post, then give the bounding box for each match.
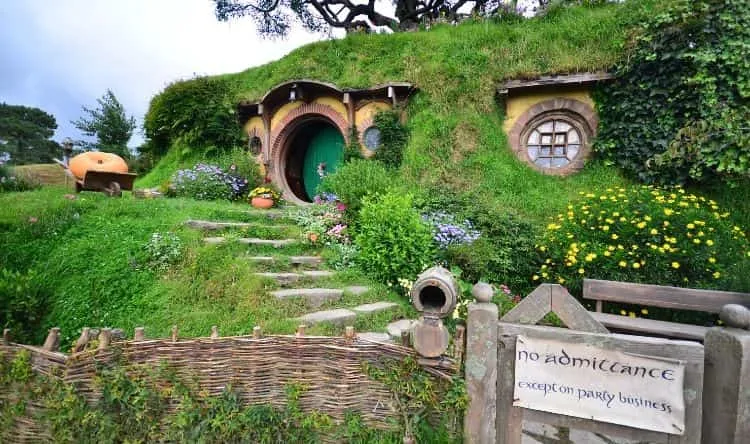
[702,304,750,444]
[464,283,499,444]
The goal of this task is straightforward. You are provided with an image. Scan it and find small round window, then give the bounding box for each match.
[526,118,582,169]
[363,126,382,151]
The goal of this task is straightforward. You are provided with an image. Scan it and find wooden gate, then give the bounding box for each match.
[464,284,705,444]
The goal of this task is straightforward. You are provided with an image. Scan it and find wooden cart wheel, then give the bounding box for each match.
[105,181,122,197]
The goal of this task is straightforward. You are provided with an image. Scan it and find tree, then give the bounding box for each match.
[213,0,515,36]
[72,90,136,158]
[0,103,60,165]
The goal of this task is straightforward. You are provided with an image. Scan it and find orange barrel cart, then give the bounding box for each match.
[56,152,137,197]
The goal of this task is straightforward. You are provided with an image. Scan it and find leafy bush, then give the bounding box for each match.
[144,232,183,272]
[596,0,750,185]
[536,185,750,321]
[319,159,393,217]
[213,146,263,188]
[446,209,539,294]
[355,191,436,288]
[170,163,250,201]
[143,76,242,158]
[0,268,48,342]
[373,110,409,168]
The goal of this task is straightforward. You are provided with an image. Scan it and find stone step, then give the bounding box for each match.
[296,308,356,326]
[352,302,399,314]
[343,285,371,296]
[254,271,334,285]
[239,238,297,248]
[386,319,416,340]
[271,288,343,308]
[357,332,393,343]
[186,219,292,231]
[246,256,323,267]
[203,237,296,248]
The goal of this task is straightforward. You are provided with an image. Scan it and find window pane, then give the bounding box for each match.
[567,145,580,160]
[568,129,580,144]
[538,121,554,132]
[528,131,540,145]
[528,146,539,160]
[555,121,571,132]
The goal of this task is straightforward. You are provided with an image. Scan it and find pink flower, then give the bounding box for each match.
[336,203,346,212]
[28,217,38,223]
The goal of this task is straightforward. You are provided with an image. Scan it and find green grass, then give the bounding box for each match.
[0,187,411,345]
[139,0,680,224]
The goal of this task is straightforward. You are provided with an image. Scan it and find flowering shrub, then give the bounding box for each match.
[249,186,280,201]
[291,202,349,245]
[536,185,749,321]
[422,211,480,248]
[170,163,249,201]
[144,232,183,272]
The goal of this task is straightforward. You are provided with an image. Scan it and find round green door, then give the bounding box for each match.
[302,125,344,200]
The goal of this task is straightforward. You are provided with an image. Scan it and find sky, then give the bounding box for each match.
[0,0,324,148]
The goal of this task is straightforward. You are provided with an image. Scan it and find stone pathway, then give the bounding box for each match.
[187,213,402,336]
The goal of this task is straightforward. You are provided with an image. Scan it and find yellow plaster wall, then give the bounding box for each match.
[243,117,265,136]
[355,101,391,127]
[313,97,349,122]
[270,101,304,131]
[503,88,594,133]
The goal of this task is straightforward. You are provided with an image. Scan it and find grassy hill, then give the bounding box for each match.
[2,0,748,347]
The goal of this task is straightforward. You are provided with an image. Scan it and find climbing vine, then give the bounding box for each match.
[595,0,750,185]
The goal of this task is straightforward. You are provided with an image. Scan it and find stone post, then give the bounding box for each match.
[464,283,499,444]
[702,304,750,444]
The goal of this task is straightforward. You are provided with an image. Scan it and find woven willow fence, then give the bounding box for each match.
[0,326,460,443]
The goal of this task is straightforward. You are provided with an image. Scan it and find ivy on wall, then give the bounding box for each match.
[595,0,750,185]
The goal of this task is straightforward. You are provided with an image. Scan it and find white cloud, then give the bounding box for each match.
[0,0,321,147]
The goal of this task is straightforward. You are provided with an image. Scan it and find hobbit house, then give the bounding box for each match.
[238,80,415,203]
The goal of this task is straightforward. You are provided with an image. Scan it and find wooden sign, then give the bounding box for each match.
[513,335,686,435]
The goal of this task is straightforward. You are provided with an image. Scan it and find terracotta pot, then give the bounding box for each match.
[251,197,275,209]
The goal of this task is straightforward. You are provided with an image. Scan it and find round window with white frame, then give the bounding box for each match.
[526,118,582,169]
[520,111,590,174]
[362,126,382,151]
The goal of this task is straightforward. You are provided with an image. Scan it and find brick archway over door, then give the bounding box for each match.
[270,103,350,203]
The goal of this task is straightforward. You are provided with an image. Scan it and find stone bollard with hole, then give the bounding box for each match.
[409,266,458,358]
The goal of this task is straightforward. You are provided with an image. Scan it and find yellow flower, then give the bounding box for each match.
[708,257,716,263]
[602,225,610,231]
[713,271,721,279]
[641,308,649,315]
[663,221,670,227]
[604,251,611,257]
[664,209,674,216]
[693,238,701,244]
[612,212,620,217]
[632,262,641,269]
[637,221,647,229]
[618,261,627,268]
[706,240,714,246]
[578,268,585,275]
[557,277,566,284]
[607,245,616,251]
[532,275,539,281]
[620,309,627,315]
[628,312,636,318]
[611,234,619,240]
[539,246,547,252]
[671,262,680,269]
[687,223,695,229]
[542,272,549,278]
[585,253,597,262]
[650,228,658,235]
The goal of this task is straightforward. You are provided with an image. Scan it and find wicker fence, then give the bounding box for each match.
[0,326,459,443]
